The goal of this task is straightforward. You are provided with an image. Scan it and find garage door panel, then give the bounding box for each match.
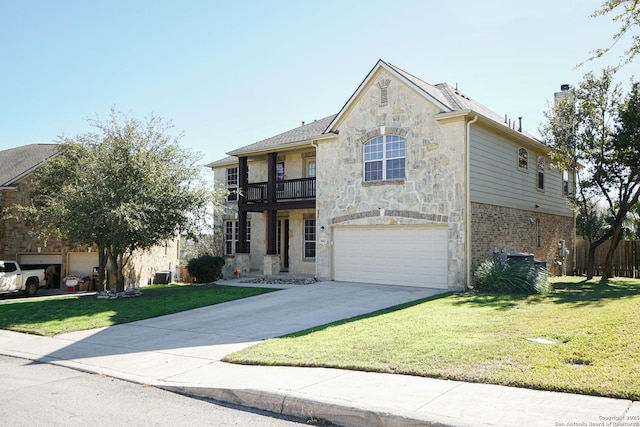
[333,226,448,289]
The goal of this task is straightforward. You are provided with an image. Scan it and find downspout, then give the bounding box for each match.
[466,115,479,289]
[311,140,319,280]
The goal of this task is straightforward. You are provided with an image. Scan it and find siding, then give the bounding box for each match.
[469,125,572,217]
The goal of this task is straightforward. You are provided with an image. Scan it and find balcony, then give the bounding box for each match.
[243,177,315,208]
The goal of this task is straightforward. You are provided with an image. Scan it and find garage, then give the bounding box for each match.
[67,252,98,279]
[332,225,449,289]
[18,253,62,288]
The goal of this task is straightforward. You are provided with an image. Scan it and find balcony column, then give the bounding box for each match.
[264,152,279,275]
[236,157,248,254]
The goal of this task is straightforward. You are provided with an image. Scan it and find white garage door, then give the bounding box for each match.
[68,253,99,277]
[18,254,62,266]
[333,226,448,289]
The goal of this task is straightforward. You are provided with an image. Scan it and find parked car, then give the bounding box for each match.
[0,261,46,296]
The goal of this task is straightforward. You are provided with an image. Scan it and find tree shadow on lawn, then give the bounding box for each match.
[450,277,640,311]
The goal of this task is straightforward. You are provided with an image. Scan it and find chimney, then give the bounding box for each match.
[554,84,573,105]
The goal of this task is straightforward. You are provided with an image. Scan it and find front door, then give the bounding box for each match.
[277,219,290,271]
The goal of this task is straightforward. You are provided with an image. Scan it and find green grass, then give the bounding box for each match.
[0,283,278,336]
[224,276,640,400]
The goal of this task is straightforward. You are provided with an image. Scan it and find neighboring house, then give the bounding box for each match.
[0,144,178,289]
[207,60,575,291]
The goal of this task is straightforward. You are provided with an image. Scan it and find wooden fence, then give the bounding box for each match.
[575,239,640,278]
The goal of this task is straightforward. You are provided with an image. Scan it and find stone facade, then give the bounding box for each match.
[1,173,179,289]
[316,67,467,290]
[209,60,576,291]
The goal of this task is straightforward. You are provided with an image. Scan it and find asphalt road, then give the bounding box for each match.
[0,355,316,426]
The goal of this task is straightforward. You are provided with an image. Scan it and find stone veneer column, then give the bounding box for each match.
[263,254,280,276]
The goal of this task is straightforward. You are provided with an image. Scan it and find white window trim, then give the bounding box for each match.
[363,135,406,182]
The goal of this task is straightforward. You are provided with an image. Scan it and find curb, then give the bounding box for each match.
[160,385,457,427]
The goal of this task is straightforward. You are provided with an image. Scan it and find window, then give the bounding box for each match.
[518,148,528,170]
[226,167,238,201]
[304,219,316,258]
[364,135,405,182]
[306,159,316,178]
[562,170,570,197]
[537,155,545,190]
[276,161,285,191]
[224,220,251,255]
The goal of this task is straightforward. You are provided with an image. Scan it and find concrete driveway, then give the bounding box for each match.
[18,280,443,372]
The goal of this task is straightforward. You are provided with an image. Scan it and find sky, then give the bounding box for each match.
[0,0,636,170]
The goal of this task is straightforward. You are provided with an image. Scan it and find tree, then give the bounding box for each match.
[18,109,211,293]
[542,70,640,279]
[583,0,640,68]
[623,202,640,239]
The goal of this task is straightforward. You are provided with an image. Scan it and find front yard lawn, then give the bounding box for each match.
[0,283,278,336]
[224,276,640,400]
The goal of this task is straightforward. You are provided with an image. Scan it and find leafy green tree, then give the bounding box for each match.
[18,109,211,293]
[542,70,640,279]
[623,203,640,239]
[584,0,640,68]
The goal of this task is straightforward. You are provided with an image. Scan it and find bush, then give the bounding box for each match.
[187,255,225,283]
[474,259,551,294]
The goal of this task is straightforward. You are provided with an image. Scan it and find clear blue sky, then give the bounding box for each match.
[0,0,635,167]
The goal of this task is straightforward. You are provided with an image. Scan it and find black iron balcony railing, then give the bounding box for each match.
[245,177,315,204]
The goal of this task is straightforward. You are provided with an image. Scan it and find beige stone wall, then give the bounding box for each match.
[125,238,180,288]
[1,175,179,289]
[1,179,65,261]
[316,67,468,290]
[470,202,575,276]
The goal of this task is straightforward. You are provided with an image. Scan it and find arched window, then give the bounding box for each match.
[518,148,528,170]
[363,135,405,182]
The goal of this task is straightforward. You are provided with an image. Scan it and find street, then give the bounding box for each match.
[0,355,315,426]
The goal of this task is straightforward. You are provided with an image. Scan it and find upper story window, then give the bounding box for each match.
[305,159,316,178]
[518,148,528,170]
[226,167,238,201]
[562,170,570,197]
[537,155,545,191]
[364,135,405,182]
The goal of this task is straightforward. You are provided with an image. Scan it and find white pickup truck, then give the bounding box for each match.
[0,261,46,297]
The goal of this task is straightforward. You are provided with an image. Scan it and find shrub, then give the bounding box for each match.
[187,255,225,283]
[474,259,551,294]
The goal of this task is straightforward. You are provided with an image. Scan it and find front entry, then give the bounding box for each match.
[277,218,289,271]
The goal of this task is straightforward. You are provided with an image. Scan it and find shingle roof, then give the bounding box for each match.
[227,114,337,156]
[385,61,538,140]
[209,60,539,166]
[0,144,59,187]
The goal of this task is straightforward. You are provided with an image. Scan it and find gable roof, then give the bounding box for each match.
[226,114,337,157]
[0,144,59,187]
[209,59,541,165]
[327,59,539,141]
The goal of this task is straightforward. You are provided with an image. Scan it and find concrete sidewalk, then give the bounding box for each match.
[1,280,638,426]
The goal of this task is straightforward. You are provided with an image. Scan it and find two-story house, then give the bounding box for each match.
[208,60,575,291]
[0,143,179,289]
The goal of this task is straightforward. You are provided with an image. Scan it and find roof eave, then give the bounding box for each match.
[435,110,547,149]
[326,59,453,133]
[227,133,336,157]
